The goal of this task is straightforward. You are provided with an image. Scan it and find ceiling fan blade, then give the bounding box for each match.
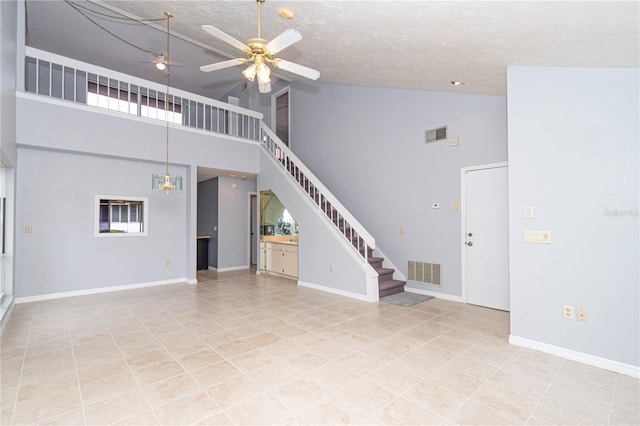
[201,25,249,52]
[265,28,302,54]
[200,59,245,73]
[273,59,320,80]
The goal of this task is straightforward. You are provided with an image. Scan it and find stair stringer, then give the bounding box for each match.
[373,247,407,282]
[258,148,380,302]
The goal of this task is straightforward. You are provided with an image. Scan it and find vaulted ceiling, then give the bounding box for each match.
[25,0,639,101]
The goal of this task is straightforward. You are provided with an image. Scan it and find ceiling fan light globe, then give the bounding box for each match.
[258,80,271,93]
[156,62,166,71]
[256,62,271,83]
[242,63,258,81]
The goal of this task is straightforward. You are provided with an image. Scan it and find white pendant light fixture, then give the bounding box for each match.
[152,12,183,194]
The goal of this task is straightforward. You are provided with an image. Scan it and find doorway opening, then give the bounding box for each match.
[272,88,290,147]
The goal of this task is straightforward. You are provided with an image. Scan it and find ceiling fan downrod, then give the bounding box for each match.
[257,0,265,39]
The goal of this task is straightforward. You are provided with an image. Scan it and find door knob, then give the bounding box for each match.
[467,232,473,237]
[466,241,473,246]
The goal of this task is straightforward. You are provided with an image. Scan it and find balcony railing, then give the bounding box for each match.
[23,47,262,142]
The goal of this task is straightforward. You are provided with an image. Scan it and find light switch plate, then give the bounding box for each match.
[524,230,551,243]
[524,206,534,218]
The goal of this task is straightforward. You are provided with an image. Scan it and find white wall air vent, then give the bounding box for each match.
[407,260,442,286]
[425,126,447,143]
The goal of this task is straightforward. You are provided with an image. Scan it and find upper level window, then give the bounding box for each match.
[96,196,148,237]
[87,79,182,124]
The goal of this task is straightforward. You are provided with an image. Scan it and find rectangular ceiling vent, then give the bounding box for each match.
[425,126,447,143]
[407,260,442,286]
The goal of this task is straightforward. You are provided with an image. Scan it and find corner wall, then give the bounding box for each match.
[507,67,639,371]
[16,148,188,298]
[289,83,507,299]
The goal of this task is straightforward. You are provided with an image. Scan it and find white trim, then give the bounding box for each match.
[214,265,250,272]
[95,195,148,237]
[186,279,197,285]
[208,266,217,271]
[248,191,258,267]
[509,334,640,378]
[14,278,188,304]
[0,297,15,334]
[298,280,376,303]
[460,161,508,304]
[404,285,465,303]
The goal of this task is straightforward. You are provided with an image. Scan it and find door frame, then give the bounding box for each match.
[460,161,508,304]
[248,191,258,271]
[271,86,290,148]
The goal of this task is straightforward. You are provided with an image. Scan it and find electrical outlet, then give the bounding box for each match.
[563,305,574,319]
[25,225,33,233]
[165,260,170,267]
[400,227,405,235]
[329,265,333,273]
[577,308,588,322]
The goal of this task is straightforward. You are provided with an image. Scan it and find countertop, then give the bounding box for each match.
[261,236,298,245]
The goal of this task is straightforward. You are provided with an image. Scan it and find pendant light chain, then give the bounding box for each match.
[165,12,172,176]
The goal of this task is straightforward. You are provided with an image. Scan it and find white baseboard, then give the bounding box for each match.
[14,278,189,304]
[208,266,217,271]
[0,297,15,334]
[298,280,376,303]
[404,286,464,303]
[509,334,639,378]
[186,279,197,285]
[212,265,250,272]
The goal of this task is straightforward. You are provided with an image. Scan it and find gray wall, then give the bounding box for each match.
[258,150,374,298]
[289,82,507,298]
[17,97,260,174]
[16,148,188,297]
[15,96,261,297]
[507,67,639,367]
[197,177,218,268]
[217,176,256,270]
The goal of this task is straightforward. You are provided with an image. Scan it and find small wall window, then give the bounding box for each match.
[95,196,148,237]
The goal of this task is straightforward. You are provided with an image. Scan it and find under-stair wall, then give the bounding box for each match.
[258,148,380,301]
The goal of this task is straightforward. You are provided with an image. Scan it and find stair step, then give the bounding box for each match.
[377,268,395,282]
[368,256,384,269]
[378,279,405,298]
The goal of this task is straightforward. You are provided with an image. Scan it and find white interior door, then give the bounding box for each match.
[464,165,509,311]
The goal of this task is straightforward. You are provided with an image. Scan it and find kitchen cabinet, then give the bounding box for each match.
[262,241,298,278]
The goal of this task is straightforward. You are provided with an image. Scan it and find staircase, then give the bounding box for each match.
[260,125,405,299]
[368,255,406,298]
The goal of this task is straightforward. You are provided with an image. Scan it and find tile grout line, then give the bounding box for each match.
[66,308,89,426]
[120,298,226,425]
[7,311,32,426]
[96,303,164,425]
[524,357,567,424]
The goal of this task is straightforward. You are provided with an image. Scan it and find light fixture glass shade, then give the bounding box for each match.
[152,173,183,194]
[258,80,271,93]
[242,63,258,81]
[256,62,271,84]
[156,62,166,71]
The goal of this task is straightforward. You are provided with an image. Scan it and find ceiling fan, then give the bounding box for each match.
[199,0,320,93]
[139,52,183,72]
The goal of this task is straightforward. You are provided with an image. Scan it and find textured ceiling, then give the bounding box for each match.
[26,0,640,100]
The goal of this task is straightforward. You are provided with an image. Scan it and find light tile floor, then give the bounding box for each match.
[1,268,638,425]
